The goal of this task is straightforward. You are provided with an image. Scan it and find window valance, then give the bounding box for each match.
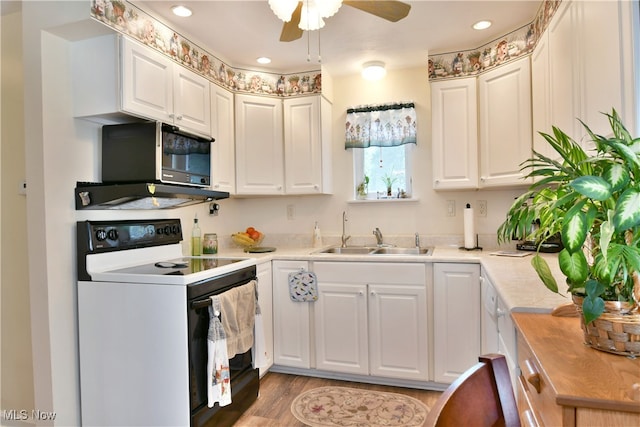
[345,102,417,149]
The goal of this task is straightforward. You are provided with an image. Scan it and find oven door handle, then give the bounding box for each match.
[191,298,212,309]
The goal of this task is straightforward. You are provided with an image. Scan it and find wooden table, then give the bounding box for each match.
[512,312,640,426]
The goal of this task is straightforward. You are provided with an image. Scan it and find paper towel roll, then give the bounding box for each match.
[464,204,475,249]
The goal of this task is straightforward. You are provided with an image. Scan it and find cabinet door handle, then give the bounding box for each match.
[497,308,506,318]
[176,115,183,120]
[523,359,541,393]
[358,291,364,296]
[370,291,376,296]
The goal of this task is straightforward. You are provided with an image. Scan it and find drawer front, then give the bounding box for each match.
[517,333,564,426]
[517,375,542,427]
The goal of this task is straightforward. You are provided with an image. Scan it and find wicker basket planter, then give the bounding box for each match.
[574,295,640,357]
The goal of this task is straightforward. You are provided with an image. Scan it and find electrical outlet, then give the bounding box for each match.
[286,204,295,220]
[446,200,456,217]
[477,200,487,217]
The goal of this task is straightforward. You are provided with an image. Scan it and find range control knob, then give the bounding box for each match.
[107,229,119,241]
[163,225,172,235]
[95,229,107,241]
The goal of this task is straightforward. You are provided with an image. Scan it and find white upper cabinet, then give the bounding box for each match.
[72,35,211,137]
[283,96,332,194]
[478,57,532,188]
[210,84,236,193]
[431,77,479,190]
[531,30,556,161]
[538,0,637,148]
[235,94,285,195]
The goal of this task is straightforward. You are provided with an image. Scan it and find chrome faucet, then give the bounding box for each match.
[373,227,384,246]
[415,232,420,248]
[341,211,351,247]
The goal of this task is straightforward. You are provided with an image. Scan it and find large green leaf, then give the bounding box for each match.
[599,217,614,261]
[558,249,588,284]
[561,203,587,252]
[603,163,629,192]
[531,255,559,293]
[613,188,640,231]
[582,296,605,325]
[570,176,612,201]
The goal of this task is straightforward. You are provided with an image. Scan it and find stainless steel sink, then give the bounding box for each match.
[317,246,377,254]
[315,246,433,256]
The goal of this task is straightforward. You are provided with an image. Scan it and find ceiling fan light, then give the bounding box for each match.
[299,2,326,31]
[317,0,343,18]
[362,61,386,81]
[268,0,299,22]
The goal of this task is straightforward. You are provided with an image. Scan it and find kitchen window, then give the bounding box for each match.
[346,102,416,200]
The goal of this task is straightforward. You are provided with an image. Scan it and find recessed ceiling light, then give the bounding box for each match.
[171,5,192,17]
[256,57,272,64]
[473,20,492,30]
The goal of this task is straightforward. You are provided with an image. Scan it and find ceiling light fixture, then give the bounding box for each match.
[256,57,272,64]
[361,61,387,81]
[269,0,343,31]
[472,20,492,30]
[171,5,192,17]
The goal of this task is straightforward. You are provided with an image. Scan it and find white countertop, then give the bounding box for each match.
[214,245,570,314]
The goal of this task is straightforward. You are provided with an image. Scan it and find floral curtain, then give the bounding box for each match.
[345,102,417,149]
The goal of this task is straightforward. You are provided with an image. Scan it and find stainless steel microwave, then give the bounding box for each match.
[102,122,214,187]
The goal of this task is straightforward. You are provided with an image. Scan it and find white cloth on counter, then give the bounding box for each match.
[207,299,231,408]
[218,280,256,358]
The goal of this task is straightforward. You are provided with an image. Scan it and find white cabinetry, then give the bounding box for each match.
[72,35,210,137]
[478,57,532,188]
[538,0,637,146]
[272,260,310,368]
[283,96,332,194]
[235,94,285,195]
[313,262,429,381]
[256,262,273,376]
[431,78,479,190]
[433,263,480,384]
[531,31,556,161]
[210,84,236,193]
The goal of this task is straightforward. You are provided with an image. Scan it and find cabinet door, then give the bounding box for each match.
[235,94,284,195]
[478,57,532,188]
[210,84,236,193]
[531,31,557,162]
[431,78,479,190]
[433,263,481,383]
[121,37,173,123]
[497,295,517,389]
[368,284,429,381]
[314,282,368,375]
[256,262,273,376]
[283,96,322,194]
[173,65,211,137]
[272,261,310,368]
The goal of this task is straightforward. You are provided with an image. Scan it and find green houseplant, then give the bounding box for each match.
[498,110,640,338]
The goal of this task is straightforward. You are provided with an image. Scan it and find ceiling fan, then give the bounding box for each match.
[274,0,412,42]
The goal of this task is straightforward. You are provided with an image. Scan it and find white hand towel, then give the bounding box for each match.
[207,298,232,407]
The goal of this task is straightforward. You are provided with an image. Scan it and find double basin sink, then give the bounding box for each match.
[315,246,433,256]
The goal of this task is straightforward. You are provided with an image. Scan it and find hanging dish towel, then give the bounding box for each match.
[207,298,232,407]
[288,270,318,302]
[218,281,256,358]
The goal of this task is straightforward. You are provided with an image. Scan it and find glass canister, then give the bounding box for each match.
[203,233,218,254]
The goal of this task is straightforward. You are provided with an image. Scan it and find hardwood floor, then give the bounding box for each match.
[234,372,442,426]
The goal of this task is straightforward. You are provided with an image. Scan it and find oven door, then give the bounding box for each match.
[187,266,259,427]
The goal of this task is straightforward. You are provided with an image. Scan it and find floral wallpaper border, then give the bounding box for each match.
[90,0,322,97]
[428,0,561,81]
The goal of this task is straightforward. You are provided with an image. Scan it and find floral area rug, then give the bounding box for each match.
[290,386,429,427]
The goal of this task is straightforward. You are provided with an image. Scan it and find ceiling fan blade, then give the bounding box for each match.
[279,1,304,42]
[343,0,411,22]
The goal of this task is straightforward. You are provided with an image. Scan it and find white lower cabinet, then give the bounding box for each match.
[433,263,481,384]
[313,262,429,381]
[272,260,311,368]
[256,262,273,376]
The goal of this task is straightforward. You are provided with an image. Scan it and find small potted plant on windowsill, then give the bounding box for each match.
[356,175,369,199]
[497,109,640,356]
[381,173,398,197]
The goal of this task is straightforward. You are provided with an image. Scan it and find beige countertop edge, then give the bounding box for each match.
[217,246,570,313]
